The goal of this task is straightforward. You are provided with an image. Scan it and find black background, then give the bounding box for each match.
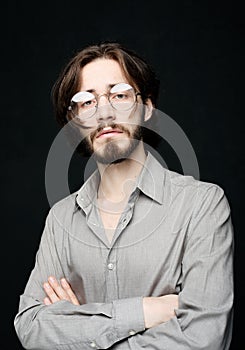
[2,1,243,349]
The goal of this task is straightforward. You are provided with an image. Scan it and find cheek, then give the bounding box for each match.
[125,120,142,136]
[78,129,96,150]
[127,108,144,127]
[77,117,98,130]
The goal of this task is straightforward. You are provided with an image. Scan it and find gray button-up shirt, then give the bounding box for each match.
[14,152,234,350]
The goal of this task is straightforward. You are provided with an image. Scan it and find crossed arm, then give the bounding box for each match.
[15,185,234,349]
[43,276,179,329]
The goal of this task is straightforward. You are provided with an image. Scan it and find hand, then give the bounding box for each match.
[43,276,80,306]
[143,294,179,329]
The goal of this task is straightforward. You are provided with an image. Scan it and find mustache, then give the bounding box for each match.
[89,122,130,141]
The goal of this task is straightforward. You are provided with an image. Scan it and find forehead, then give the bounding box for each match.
[79,58,128,91]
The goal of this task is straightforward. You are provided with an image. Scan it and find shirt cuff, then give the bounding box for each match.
[113,296,145,339]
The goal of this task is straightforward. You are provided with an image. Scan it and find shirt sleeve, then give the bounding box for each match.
[127,185,234,350]
[14,210,145,350]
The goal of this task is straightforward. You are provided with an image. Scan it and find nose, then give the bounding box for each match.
[95,95,116,123]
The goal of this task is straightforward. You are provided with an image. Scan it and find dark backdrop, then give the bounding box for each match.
[2,1,243,349]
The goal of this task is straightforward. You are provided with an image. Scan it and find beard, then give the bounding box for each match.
[81,122,143,164]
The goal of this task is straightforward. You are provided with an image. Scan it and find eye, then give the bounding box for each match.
[114,93,128,100]
[110,83,134,102]
[82,100,93,107]
[71,91,96,109]
[78,98,96,110]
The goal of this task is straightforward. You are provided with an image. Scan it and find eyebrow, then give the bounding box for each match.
[85,83,121,93]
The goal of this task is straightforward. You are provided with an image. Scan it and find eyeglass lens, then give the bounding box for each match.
[70,83,136,119]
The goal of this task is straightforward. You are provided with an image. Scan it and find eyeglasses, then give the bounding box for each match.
[68,83,140,120]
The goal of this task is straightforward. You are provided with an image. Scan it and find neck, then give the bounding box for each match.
[97,142,147,203]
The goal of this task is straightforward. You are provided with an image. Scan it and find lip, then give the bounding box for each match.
[96,127,123,138]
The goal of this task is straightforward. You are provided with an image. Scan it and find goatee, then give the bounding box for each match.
[84,122,143,164]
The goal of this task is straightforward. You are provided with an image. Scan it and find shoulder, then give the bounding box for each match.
[164,168,230,215]
[167,168,225,197]
[147,153,228,210]
[47,191,79,222]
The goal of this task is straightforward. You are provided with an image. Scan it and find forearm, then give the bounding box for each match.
[14,294,145,350]
[14,293,179,350]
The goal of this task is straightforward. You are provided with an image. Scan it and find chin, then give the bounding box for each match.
[93,138,140,164]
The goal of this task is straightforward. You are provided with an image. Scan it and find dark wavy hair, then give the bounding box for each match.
[52,41,160,126]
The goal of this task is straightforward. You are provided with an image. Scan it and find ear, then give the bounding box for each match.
[144,98,154,122]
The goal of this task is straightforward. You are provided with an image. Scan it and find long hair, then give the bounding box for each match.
[51,41,160,127]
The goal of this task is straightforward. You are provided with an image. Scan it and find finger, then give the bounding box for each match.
[44,297,52,305]
[48,276,70,301]
[61,278,80,305]
[43,282,60,303]
[175,295,179,309]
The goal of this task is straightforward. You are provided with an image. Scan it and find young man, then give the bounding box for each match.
[15,42,234,349]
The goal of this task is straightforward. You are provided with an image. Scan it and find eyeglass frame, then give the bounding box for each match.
[67,83,142,120]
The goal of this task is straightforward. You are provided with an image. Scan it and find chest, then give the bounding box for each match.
[63,190,193,301]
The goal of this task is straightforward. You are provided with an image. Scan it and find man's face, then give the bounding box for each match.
[75,58,150,164]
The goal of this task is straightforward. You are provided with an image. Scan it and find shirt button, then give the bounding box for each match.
[107,263,114,270]
[129,330,136,336]
[89,341,98,348]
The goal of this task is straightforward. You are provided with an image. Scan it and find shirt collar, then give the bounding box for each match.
[75,170,100,210]
[136,151,165,204]
[75,151,167,210]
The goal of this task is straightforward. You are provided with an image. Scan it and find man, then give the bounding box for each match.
[14,42,234,349]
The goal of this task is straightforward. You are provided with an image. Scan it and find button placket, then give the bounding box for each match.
[105,248,118,302]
